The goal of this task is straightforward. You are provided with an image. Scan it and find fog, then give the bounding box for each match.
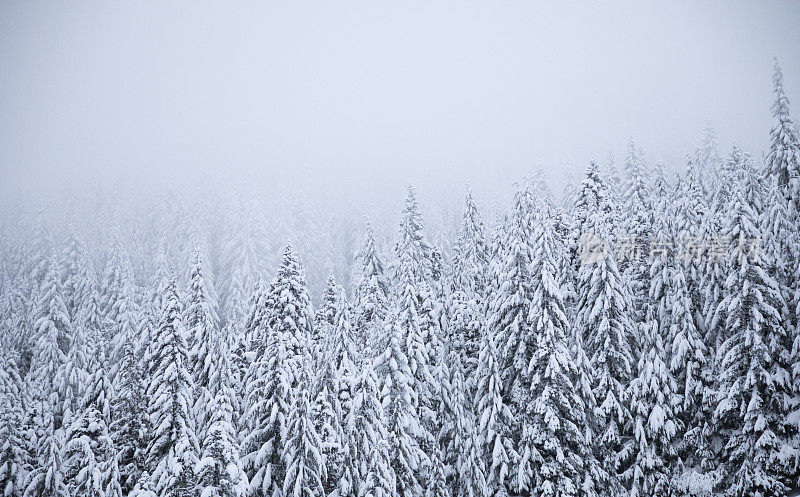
[2,1,799,204]
[3,6,800,492]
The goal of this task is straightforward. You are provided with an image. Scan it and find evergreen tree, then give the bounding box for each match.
[765,59,800,482]
[196,341,248,497]
[54,320,89,430]
[518,213,589,497]
[474,322,515,496]
[242,244,314,497]
[573,163,633,492]
[344,362,395,497]
[767,58,800,216]
[437,350,486,497]
[389,188,438,467]
[624,308,678,496]
[667,239,710,471]
[0,351,29,497]
[487,183,536,390]
[111,308,150,495]
[282,366,326,497]
[145,278,199,497]
[374,318,426,497]
[63,340,121,497]
[618,138,653,315]
[353,223,389,357]
[315,274,340,347]
[317,288,358,495]
[449,187,488,383]
[60,227,93,324]
[186,248,221,442]
[29,257,70,433]
[452,186,489,296]
[23,407,68,497]
[712,149,793,496]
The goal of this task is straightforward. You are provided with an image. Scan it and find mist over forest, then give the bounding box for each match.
[2,2,800,497]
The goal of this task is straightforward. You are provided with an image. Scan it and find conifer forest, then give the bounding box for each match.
[2,3,800,497]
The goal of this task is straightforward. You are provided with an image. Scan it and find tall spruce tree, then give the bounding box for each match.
[186,248,221,442]
[474,321,515,497]
[518,212,591,497]
[145,277,199,497]
[449,187,488,384]
[353,222,390,357]
[573,163,634,493]
[374,316,426,497]
[712,149,793,496]
[196,340,248,497]
[345,362,395,497]
[242,243,314,497]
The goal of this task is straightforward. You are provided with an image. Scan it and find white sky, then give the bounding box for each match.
[1,1,799,201]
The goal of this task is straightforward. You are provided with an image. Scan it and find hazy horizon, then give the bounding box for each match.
[2,1,800,204]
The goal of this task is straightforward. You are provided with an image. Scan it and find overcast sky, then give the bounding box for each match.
[1,1,799,201]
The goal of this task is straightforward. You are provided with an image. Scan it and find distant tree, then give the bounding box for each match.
[353,223,390,357]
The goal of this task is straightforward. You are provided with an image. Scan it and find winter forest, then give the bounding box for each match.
[2,32,800,497]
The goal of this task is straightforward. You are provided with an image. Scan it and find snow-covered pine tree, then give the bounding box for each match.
[700,146,740,359]
[517,210,590,497]
[23,213,54,299]
[316,284,358,496]
[54,319,89,430]
[240,306,288,497]
[100,235,129,347]
[692,125,722,192]
[765,59,800,481]
[573,162,634,493]
[0,350,29,497]
[449,187,488,384]
[486,183,536,434]
[374,314,427,497]
[111,310,150,495]
[145,277,200,497]
[452,187,489,296]
[242,243,314,497]
[282,363,326,497]
[186,248,221,443]
[436,345,486,497]
[624,240,679,497]
[618,138,653,317]
[344,361,395,497]
[29,257,70,430]
[60,227,93,324]
[712,148,793,496]
[568,311,608,497]
[474,319,515,497]
[353,222,389,357]
[130,472,158,497]
[268,243,315,364]
[767,58,800,218]
[63,332,121,497]
[311,381,341,497]
[315,274,340,347]
[196,340,248,497]
[389,187,438,466]
[23,405,68,497]
[667,179,711,474]
[394,187,433,287]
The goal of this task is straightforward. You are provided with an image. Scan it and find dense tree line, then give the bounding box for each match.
[1,62,799,497]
